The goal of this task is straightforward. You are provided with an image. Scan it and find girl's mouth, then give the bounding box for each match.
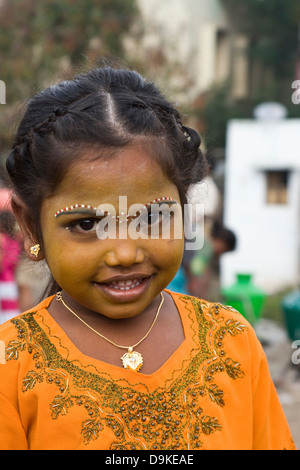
[93,275,153,302]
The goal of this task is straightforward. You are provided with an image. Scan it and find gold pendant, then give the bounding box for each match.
[121,347,143,372]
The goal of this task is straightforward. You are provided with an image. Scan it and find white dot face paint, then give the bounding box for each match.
[54,197,179,219]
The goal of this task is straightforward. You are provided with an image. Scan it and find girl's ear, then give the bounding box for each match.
[11,193,45,261]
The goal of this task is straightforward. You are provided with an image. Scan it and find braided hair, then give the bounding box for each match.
[7,65,208,255]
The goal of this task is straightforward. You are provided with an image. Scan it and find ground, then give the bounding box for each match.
[255,319,300,449]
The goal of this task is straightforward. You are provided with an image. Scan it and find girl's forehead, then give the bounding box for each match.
[56,145,174,195]
[47,144,180,208]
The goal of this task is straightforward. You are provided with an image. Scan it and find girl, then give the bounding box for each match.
[0,65,295,450]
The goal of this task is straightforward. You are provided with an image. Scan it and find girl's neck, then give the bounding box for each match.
[46,290,185,375]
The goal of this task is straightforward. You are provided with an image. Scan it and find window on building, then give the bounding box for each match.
[231,34,249,99]
[215,29,230,84]
[265,170,289,204]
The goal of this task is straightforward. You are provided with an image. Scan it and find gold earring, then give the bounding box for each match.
[30,244,40,257]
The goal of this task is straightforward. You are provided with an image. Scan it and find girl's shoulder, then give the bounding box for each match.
[166,289,260,357]
[167,289,250,325]
[0,296,54,344]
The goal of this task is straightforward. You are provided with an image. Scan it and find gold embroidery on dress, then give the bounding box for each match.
[7,296,247,449]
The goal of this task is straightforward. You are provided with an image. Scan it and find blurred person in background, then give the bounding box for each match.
[0,186,50,314]
[185,219,236,299]
[168,217,236,299]
[16,255,51,312]
[0,209,21,324]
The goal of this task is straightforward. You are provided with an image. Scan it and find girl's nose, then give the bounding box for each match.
[104,240,145,267]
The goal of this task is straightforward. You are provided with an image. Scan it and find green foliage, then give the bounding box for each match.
[198,81,300,150]
[0,0,137,155]
[195,84,254,149]
[0,0,137,102]
[222,0,299,77]
[198,0,300,149]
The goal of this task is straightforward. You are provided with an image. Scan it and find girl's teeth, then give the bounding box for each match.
[109,279,143,290]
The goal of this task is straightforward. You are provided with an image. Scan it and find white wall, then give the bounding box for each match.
[221,119,300,293]
[132,0,229,99]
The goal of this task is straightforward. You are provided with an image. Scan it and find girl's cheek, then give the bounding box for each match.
[160,239,184,268]
[45,246,89,276]
[168,238,184,254]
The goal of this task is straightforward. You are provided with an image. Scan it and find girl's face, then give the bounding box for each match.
[40,142,184,320]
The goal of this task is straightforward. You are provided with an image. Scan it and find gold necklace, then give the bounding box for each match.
[55,291,164,372]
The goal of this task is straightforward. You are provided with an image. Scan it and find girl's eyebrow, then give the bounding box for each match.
[54,204,97,218]
[54,198,179,218]
[55,209,97,218]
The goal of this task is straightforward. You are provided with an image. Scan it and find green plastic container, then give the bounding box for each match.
[282,289,300,342]
[222,273,266,324]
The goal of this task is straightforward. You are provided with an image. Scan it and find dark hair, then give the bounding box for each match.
[211,220,237,252]
[6,65,208,294]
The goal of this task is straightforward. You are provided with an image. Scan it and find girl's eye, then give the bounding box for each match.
[139,210,171,230]
[66,218,99,235]
[140,210,158,226]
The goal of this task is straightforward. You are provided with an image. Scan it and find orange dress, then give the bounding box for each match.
[0,291,296,450]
